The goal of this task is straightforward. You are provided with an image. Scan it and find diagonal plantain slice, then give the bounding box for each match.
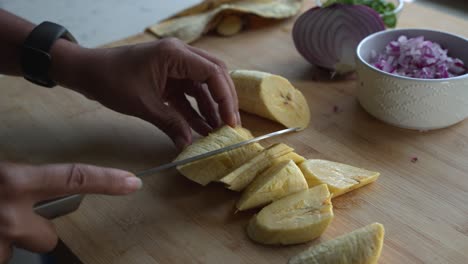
[230,70,310,130]
[219,143,295,191]
[273,151,306,164]
[236,159,308,211]
[288,223,385,264]
[174,125,264,185]
[247,184,333,245]
[299,159,379,197]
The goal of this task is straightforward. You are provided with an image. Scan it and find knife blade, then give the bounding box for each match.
[34,127,300,219]
[135,126,300,177]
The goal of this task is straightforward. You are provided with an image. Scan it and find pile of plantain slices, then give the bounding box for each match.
[173,69,385,264]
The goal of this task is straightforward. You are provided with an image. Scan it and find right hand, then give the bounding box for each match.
[0,162,141,264]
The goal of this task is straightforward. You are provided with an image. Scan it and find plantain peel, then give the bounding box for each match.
[289,223,385,264]
[174,125,264,185]
[247,184,333,245]
[147,0,303,43]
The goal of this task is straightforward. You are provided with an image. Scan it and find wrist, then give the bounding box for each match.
[49,39,89,89]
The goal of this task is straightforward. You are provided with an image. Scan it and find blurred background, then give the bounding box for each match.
[1,0,466,48]
[1,0,200,47]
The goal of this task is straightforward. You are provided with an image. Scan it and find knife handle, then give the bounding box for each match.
[34,194,84,219]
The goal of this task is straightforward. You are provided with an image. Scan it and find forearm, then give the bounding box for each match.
[0,9,35,75]
[0,9,94,92]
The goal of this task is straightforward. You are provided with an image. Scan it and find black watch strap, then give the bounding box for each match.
[21,21,77,88]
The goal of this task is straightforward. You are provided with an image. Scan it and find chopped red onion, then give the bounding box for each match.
[370,35,466,79]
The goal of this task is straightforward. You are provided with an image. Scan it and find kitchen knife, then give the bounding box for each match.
[34,127,300,219]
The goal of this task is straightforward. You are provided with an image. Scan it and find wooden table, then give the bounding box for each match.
[1,2,468,264]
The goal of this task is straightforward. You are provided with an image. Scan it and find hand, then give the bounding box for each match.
[51,38,241,150]
[0,162,141,263]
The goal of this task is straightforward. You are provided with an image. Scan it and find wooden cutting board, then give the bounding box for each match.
[1,2,467,264]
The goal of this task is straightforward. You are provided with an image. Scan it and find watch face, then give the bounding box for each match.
[21,46,53,86]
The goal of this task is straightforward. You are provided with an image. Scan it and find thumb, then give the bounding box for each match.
[26,163,142,201]
[145,103,192,150]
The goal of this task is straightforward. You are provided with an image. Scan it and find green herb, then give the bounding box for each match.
[322,0,398,28]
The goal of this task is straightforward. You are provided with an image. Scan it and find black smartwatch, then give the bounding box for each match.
[21,21,77,88]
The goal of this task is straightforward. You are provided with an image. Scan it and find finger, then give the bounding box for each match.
[21,164,142,201]
[167,86,213,136]
[14,212,58,253]
[185,45,241,125]
[164,46,237,127]
[0,240,12,264]
[144,102,192,150]
[184,82,221,129]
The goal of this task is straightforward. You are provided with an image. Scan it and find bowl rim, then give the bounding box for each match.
[356,28,468,82]
[315,0,404,17]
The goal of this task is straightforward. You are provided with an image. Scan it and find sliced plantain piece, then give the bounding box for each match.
[174,125,263,185]
[299,159,379,197]
[219,143,294,191]
[247,184,333,245]
[272,151,306,165]
[216,15,243,36]
[236,160,308,211]
[230,70,310,130]
[288,223,385,264]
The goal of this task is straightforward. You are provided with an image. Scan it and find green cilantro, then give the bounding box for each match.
[322,0,398,28]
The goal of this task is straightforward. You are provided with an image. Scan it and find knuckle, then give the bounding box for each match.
[211,64,225,76]
[216,95,229,107]
[159,114,187,135]
[66,164,88,192]
[216,60,228,70]
[0,163,12,185]
[164,117,185,131]
[158,37,182,52]
[0,165,24,199]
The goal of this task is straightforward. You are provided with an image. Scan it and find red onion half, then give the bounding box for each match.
[293,4,385,74]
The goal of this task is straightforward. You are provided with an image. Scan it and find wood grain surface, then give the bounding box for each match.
[1,1,467,263]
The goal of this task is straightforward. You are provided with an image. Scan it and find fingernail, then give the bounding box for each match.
[125,177,143,191]
[236,112,242,125]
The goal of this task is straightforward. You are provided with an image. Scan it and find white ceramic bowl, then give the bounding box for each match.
[356,28,468,130]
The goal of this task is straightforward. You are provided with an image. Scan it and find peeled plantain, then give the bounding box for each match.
[236,159,308,211]
[216,15,244,36]
[230,70,310,130]
[247,184,333,245]
[288,223,385,264]
[174,125,263,185]
[299,159,379,197]
[147,0,303,43]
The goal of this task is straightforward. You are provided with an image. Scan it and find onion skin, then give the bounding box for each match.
[293,4,385,74]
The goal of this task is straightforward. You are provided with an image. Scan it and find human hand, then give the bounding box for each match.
[0,162,141,263]
[51,38,241,150]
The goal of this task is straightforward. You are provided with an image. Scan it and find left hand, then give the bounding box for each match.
[51,38,241,150]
